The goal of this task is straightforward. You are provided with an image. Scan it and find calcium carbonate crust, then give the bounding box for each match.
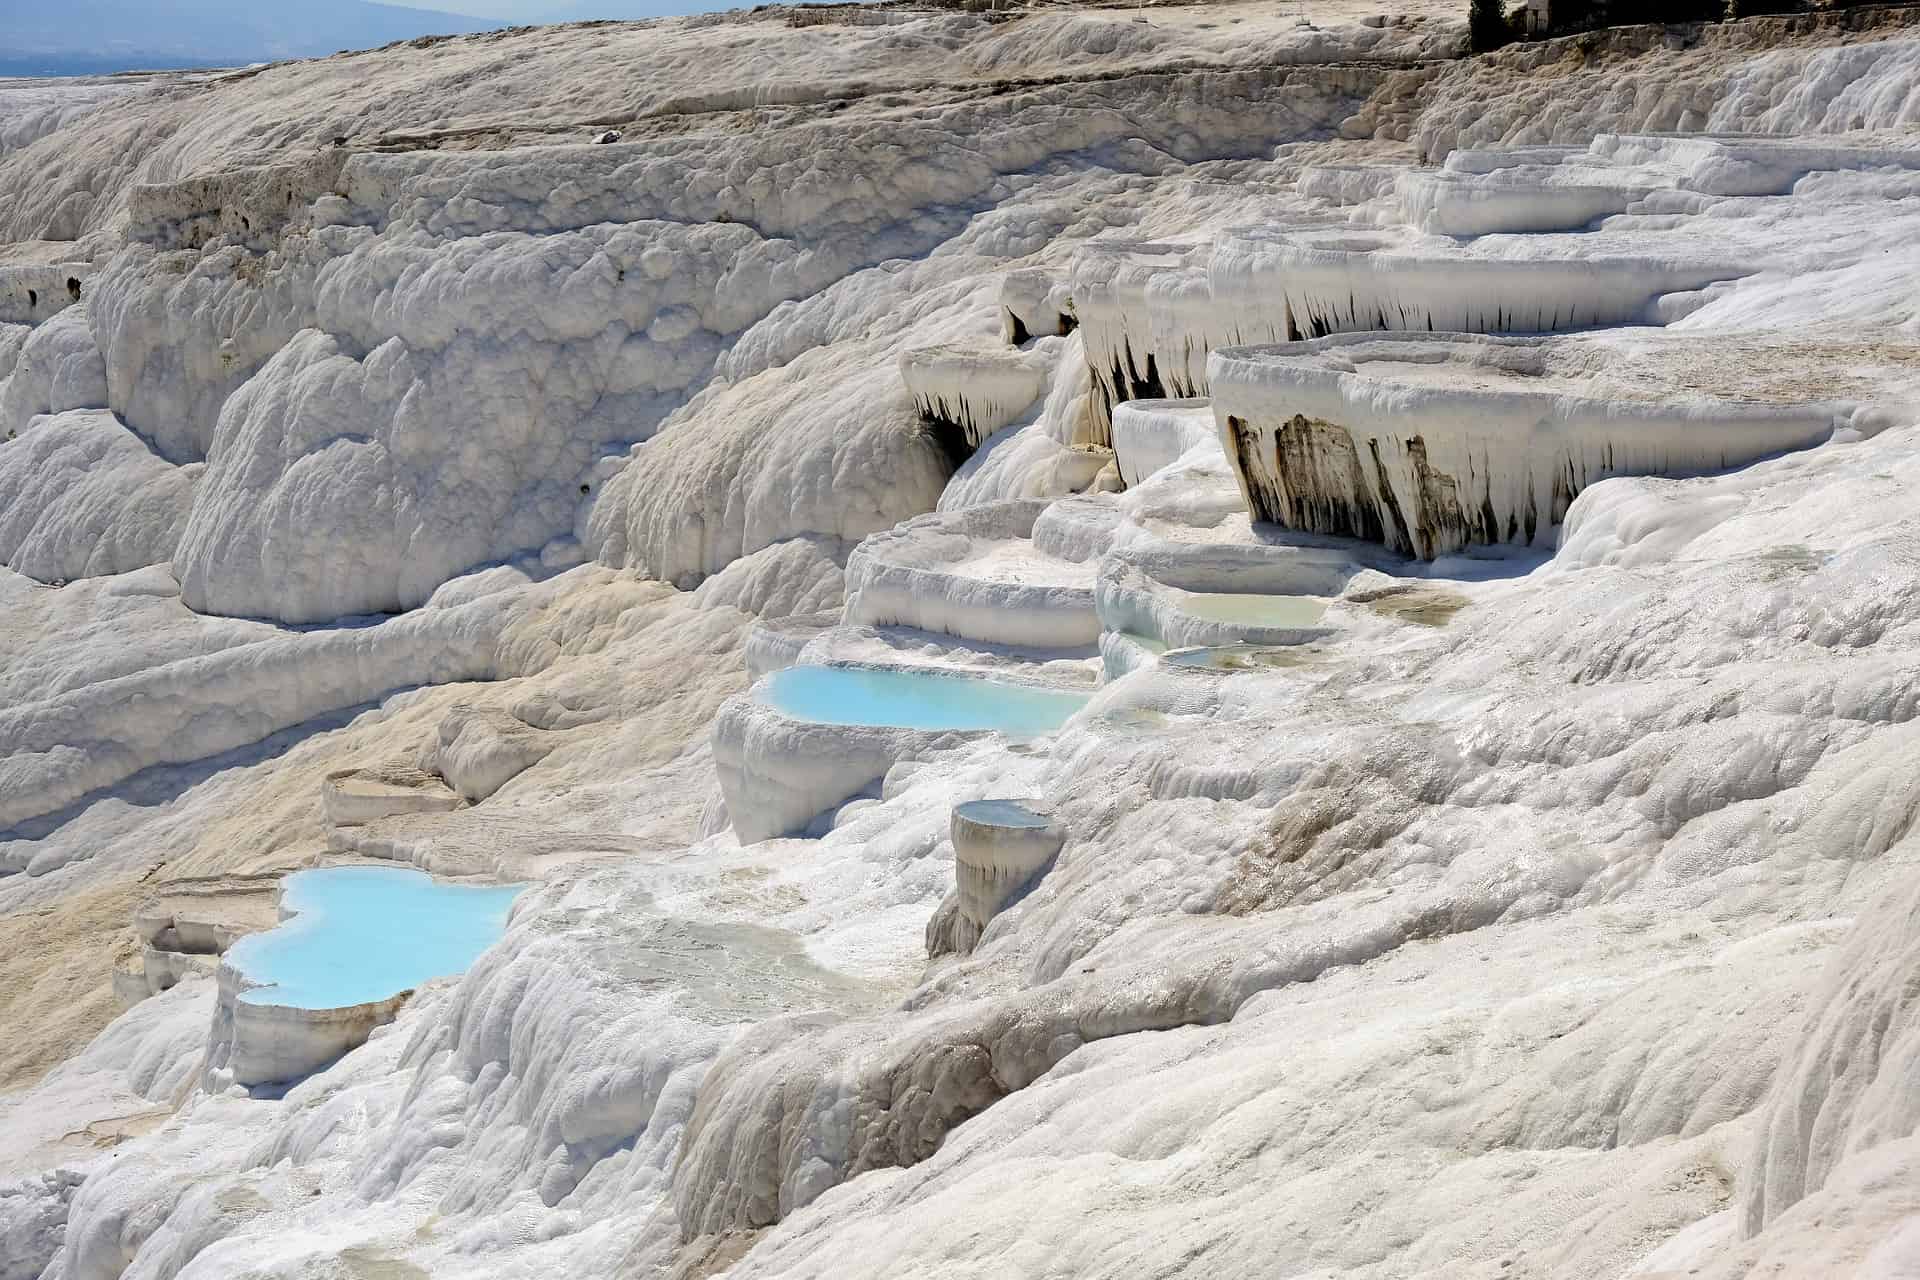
[8,7,1920,1280]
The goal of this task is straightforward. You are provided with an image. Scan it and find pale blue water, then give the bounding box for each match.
[955,799,1054,828]
[764,666,1090,735]
[227,867,524,1010]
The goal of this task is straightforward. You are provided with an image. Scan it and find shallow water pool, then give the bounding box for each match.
[1175,591,1328,627]
[764,665,1090,735]
[1164,644,1322,671]
[954,798,1055,828]
[227,867,524,1010]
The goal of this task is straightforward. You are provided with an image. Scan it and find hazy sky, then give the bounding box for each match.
[390,0,730,18]
[401,0,564,15]
[0,0,748,71]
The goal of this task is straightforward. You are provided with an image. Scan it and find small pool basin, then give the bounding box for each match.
[226,866,524,1010]
[1164,644,1323,672]
[953,798,1057,829]
[1175,591,1328,628]
[761,665,1090,735]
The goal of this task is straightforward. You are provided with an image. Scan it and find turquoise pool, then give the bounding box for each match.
[764,665,1090,735]
[227,867,524,1010]
[954,799,1055,828]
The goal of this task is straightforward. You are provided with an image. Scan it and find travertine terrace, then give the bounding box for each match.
[6,4,1920,1278]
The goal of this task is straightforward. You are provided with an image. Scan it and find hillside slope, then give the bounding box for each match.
[3,4,1920,1278]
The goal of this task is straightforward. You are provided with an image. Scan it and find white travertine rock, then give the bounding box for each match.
[1218,225,1746,343]
[427,703,555,803]
[842,500,1099,649]
[691,535,848,621]
[1110,397,1223,489]
[0,77,126,170]
[999,267,1074,344]
[0,263,90,326]
[320,765,464,827]
[1066,217,1356,430]
[17,12,1920,1280]
[1210,332,1848,559]
[87,238,333,463]
[1593,131,1920,198]
[712,676,987,844]
[0,565,599,836]
[1094,556,1342,651]
[0,409,196,582]
[745,610,841,682]
[899,341,1056,460]
[1393,165,1659,236]
[1068,241,1200,442]
[131,876,281,957]
[168,212,778,622]
[204,960,409,1090]
[123,947,219,1006]
[1736,862,1920,1243]
[1440,144,1592,174]
[949,798,1066,953]
[123,874,283,1007]
[588,340,953,590]
[0,305,106,433]
[1294,163,1400,206]
[0,324,25,385]
[125,152,351,254]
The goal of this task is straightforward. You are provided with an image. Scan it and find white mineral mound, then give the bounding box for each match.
[5,4,1920,1279]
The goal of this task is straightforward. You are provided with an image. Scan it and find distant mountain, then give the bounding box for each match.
[0,0,496,74]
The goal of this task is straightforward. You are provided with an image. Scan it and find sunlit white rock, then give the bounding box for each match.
[12,12,1920,1280]
[1221,225,1745,342]
[1110,397,1223,489]
[898,341,1056,461]
[999,267,1073,344]
[713,675,991,844]
[1210,332,1849,558]
[0,409,196,582]
[0,305,106,433]
[949,798,1066,954]
[1068,241,1199,442]
[204,961,408,1090]
[428,703,555,803]
[0,263,89,326]
[320,765,464,827]
[842,499,1099,649]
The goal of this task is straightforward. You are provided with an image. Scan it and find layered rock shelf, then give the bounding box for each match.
[1243,227,1744,341]
[1110,398,1222,490]
[1210,333,1849,559]
[899,342,1055,463]
[714,664,1090,842]
[0,262,92,326]
[942,799,1066,955]
[1069,241,1202,443]
[320,765,464,827]
[842,499,1100,649]
[117,874,283,1007]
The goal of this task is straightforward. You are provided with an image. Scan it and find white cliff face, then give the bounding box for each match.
[8,6,1920,1280]
[0,410,196,581]
[1209,332,1858,559]
[0,307,107,430]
